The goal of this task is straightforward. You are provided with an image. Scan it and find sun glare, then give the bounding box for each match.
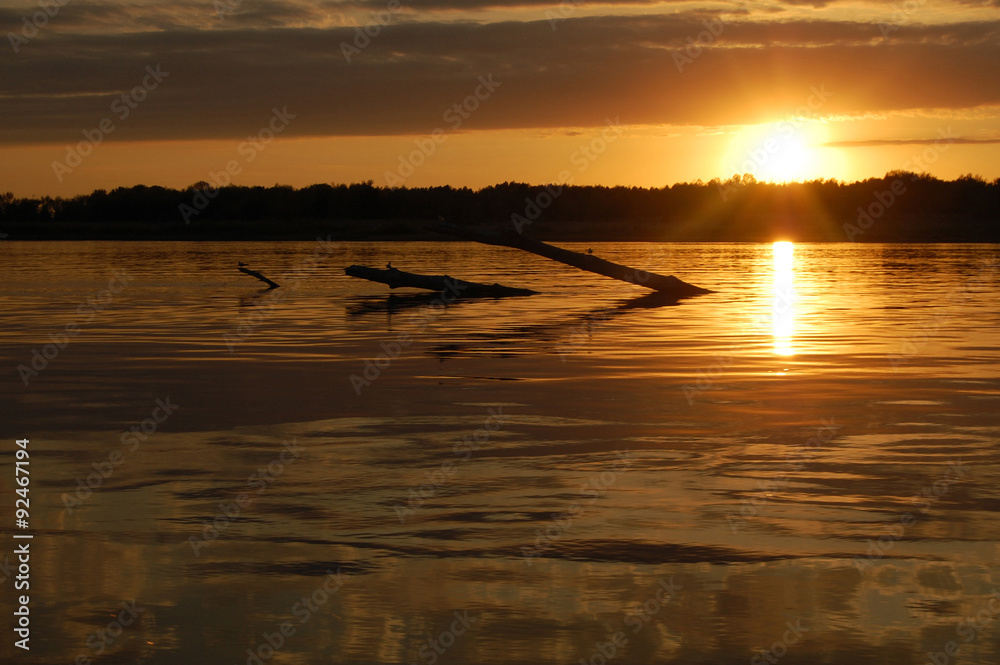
[773,241,795,271]
[772,241,795,356]
[722,121,827,183]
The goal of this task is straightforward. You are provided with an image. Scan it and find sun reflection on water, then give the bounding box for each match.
[772,241,796,355]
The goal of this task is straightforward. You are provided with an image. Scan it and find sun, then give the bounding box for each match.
[721,121,827,183]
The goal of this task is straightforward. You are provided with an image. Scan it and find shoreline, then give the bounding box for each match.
[2,227,998,242]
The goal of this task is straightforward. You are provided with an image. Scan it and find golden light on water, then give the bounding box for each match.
[772,241,796,356]
[773,240,795,272]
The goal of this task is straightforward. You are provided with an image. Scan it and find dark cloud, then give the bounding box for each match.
[330,0,888,10]
[333,0,668,8]
[0,1,330,32]
[1,14,998,144]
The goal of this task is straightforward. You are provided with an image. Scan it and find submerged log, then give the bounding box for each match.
[237,266,280,289]
[345,265,537,297]
[428,223,711,297]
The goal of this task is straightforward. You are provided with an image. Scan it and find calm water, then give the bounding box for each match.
[1,241,999,665]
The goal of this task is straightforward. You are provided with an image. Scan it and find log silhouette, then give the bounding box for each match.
[237,266,280,289]
[345,265,537,297]
[428,223,711,297]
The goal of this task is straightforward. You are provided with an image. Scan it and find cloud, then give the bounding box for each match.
[0,0,334,33]
[824,136,1000,147]
[336,0,667,8]
[1,13,998,144]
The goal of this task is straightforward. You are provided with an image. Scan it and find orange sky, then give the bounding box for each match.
[2,0,999,197]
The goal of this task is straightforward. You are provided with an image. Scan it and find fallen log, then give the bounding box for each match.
[237,266,280,289]
[428,223,711,297]
[345,265,537,297]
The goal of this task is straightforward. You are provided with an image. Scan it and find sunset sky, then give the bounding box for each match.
[2,0,999,197]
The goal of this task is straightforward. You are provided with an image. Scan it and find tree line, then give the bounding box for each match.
[1,173,997,241]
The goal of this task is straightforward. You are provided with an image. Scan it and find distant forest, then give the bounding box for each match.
[1,173,998,241]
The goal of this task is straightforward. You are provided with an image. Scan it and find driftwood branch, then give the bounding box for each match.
[428,223,711,297]
[345,265,537,297]
[237,266,280,289]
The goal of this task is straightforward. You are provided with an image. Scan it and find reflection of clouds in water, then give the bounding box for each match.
[6,241,1000,664]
